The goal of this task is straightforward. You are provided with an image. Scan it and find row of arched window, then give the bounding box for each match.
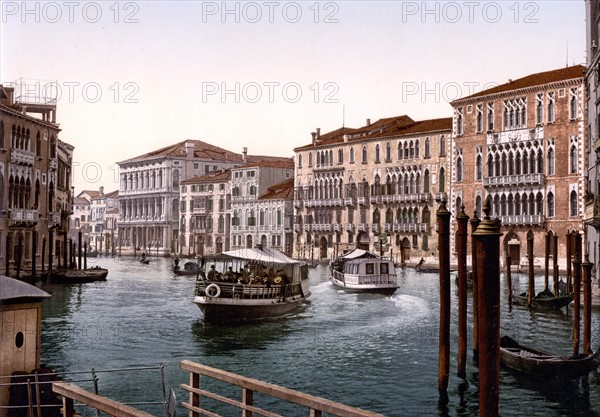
[231,208,282,226]
[5,174,44,210]
[121,170,166,191]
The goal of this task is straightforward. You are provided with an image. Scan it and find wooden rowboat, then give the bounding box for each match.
[512,289,573,310]
[500,335,600,379]
[50,267,108,284]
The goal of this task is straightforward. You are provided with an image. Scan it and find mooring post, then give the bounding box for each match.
[16,233,23,279]
[32,231,37,278]
[506,254,512,307]
[69,238,74,269]
[566,232,573,294]
[78,229,82,270]
[5,235,11,277]
[582,254,593,355]
[544,233,550,292]
[63,232,68,270]
[48,230,54,277]
[473,199,502,417]
[41,237,46,276]
[437,198,451,401]
[527,230,534,307]
[470,211,481,360]
[573,255,581,357]
[456,205,469,379]
[84,243,88,269]
[553,234,559,297]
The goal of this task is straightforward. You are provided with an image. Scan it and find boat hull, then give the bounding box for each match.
[500,336,600,379]
[49,268,108,284]
[193,294,309,323]
[512,291,573,310]
[329,276,398,295]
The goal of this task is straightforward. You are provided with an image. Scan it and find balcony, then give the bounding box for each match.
[294,200,303,208]
[304,198,344,208]
[49,158,58,170]
[344,198,355,206]
[193,207,206,214]
[394,223,428,233]
[332,223,341,232]
[232,195,256,203]
[49,212,61,225]
[344,223,355,231]
[496,214,544,226]
[384,223,393,233]
[356,223,367,232]
[371,224,380,233]
[11,148,35,165]
[483,173,544,187]
[585,197,600,228]
[303,224,312,231]
[370,195,382,204]
[9,209,39,224]
[294,224,301,232]
[357,197,367,205]
[594,137,600,153]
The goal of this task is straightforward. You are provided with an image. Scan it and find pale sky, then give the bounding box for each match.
[1,1,586,193]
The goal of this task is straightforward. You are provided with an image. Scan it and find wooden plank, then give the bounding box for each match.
[52,382,155,417]
[180,361,386,417]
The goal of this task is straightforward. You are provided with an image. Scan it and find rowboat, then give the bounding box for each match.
[500,335,600,379]
[193,246,310,323]
[512,289,573,310]
[174,261,201,276]
[49,267,108,284]
[329,249,398,295]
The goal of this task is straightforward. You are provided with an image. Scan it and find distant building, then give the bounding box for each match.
[585,0,600,277]
[256,177,295,256]
[0,84,74,275]
[293,116,451,264]
[450,65,586,266]
[89,187,118,254]
[180,169,232,256]
[230,159,294,252]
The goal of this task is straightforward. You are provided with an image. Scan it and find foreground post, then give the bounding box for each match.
[48,230,54,277]
[506,255,512,307]
[456,206,469,379]
[473,199,502,417]
[573,255,581,357]
[437,199,451,401]
[553,234,559,297]
[527,230,534,307]
[544,233,550,291]
[41,237,46,276]
[78,230,82,270]
[470,211,481,359]
[566,232,572,294]
[16,234,23,279]
[5,235,11,276]
[582,255,593,355]
[32,231,37,278]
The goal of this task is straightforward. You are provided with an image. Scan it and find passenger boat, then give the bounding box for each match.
[329,249,398,295]
[174,261,201,276]
[49,267,108,284]
[500,335,600,379]
[512,289,573,310]
[193,246,310,323]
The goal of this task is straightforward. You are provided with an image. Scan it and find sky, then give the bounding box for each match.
[1,1,586,193]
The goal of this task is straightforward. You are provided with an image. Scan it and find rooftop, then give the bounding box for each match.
[259,177,295,200]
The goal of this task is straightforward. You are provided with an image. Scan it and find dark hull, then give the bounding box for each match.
[512,291,573,310]
[50,268,108,284]
[194,296,307,323]
[329,277,398,295]
[500,335,600,379]
[174,268,200,276]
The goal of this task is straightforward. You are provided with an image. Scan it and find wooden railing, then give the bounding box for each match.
[180,360,386,417]
[52,382,155,417]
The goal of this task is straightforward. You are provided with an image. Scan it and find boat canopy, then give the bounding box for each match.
[338,249,379,260]
[215,247,300,265]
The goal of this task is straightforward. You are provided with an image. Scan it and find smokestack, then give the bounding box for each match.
[311,132,316,144]
[242,147,247,162]
[185,141,195,158]
[316,128,321,138]
[99,186,104,195]
[366,118,371,126]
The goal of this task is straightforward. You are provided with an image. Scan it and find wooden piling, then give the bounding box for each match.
[506,255,512,307]
[553,234,559,297]
[5,235,11,277]
[470,211,481,359]
[456,206,469,379]
[63,232,68,270]
[566,232,572,294]
[473,199,502,417]
[32,230,37,278]
[16,233,23,279]
[78,230,82,270]
[582,255,593,355]
[48,230,54,276]
[436,199,451,401]
[544,233,550,291]
[69,239,74,269]
[573,256,581,357]
[41,237,46,276]
[84,243,88,269]
[527,230,534,307]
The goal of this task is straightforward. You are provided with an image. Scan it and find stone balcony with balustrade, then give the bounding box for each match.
[495,214,544,226]
[11,148,36,165]
[483,173,544,188]
[9,209,39,224]
[585,197,600,228]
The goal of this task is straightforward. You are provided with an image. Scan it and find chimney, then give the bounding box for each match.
[366,118,371,126]
[343,134,349,142]
[242,147,247,162]
[311,132,317,144]
[185,141,195,159]
[99,186,104,195]
[316,128,321,139]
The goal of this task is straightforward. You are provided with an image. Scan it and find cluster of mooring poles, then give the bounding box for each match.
[4,228,95,279]
[438,197,595,417]
[438,198,502,415]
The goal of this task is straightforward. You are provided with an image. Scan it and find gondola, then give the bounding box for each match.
[500,335,600,379]
[174,261,201,276]
[511,289,573,310]
[49,267,108,284]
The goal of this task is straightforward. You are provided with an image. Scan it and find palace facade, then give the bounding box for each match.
[293,116,451,264]
[450,65,587,266]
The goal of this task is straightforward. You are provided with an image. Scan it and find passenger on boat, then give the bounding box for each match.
[207,265,217,280]
[225,267,235,281]
[174,257,180,267]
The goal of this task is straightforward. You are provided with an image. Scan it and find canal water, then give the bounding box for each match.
[39,256,600,417]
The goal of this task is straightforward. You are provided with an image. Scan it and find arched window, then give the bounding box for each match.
[50,135,56,158]
[547,92,555,123]
[455,196,462,215]
[422,206,430,224]
[375,144,380,163]
[425,137,430,158]
[547,148,555,175]
[487,153,494,177]
[476,155,483,180]
[487,104,494,131]
[385,208,393,223]
[456,157,463,182]
[308,152,313,167]
[350,147,354,163]
[298,154,302,168]
[385,143,391,161]
[172,170,180,187]
[439,167,445,193]
[570,145,578,173]
[570,94,577,119]
[259,209,265,225]
[570,190,578,217]
[0,121,5,148]
[423,170,430,193]
[415,140,420,158]
[404,142,409,158]
[409,141,414,158]
[398,142,403,160]
[476,105,483,132]
[362,145,368,163]
[338,149,343,164]
[547,192,555,217]
[372,209,380,224]
[277,208,282,226]
[439,136,446,156]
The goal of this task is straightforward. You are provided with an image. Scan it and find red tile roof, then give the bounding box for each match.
[238,156,294,169]
[294,116,451,151]
[259,177,294,200]
[180,169,232,185]
[453,65,586,102]
[119,140,244,164]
